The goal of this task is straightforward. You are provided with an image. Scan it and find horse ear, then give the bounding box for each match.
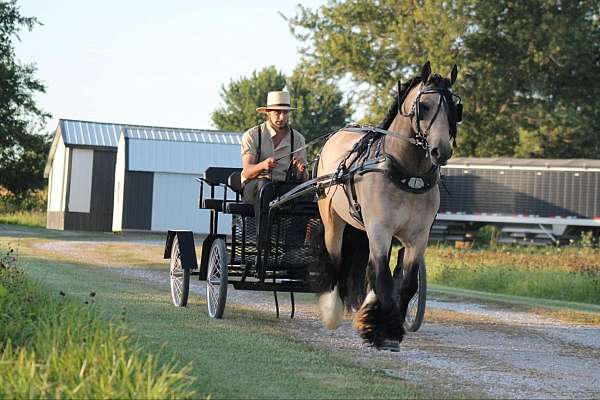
[421,61,431,83]
[449,64,458,85]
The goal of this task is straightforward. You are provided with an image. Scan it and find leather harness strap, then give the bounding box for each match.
[256,123,296,180]
[326,126,440,225]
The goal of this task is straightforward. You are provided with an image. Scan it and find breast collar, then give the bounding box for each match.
[333,126,439,193]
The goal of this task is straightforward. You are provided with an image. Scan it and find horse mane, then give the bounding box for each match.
[379,74,451,130]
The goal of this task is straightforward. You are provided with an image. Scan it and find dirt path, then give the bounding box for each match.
[13,234,600,399]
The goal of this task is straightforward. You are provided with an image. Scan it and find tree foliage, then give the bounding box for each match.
[211,66,287,132]
[0,0,50,198]
[289,0,600,158]
[211,65,352,153]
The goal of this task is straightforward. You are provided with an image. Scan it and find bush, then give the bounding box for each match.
[474,225,500,248]
[0,188,47,213]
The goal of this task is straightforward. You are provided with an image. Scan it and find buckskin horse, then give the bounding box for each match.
[316,61,462,348]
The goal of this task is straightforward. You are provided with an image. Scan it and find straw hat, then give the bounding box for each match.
[256,91,297,113]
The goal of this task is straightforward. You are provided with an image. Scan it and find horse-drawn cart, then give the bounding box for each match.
[163,165,426,331]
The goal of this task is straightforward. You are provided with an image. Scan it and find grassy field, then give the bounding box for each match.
[423,244,600,305]
[0,210,46,228]
[0,230,424,399]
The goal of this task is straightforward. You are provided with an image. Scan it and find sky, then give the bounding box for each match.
[14,0,326,134]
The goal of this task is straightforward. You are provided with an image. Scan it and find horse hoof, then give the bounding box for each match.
[354,298,405,349]
[381,340,400,352]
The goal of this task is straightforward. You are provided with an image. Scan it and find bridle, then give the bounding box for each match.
[397,78,463,150]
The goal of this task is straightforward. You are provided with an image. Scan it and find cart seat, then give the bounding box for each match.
[226,202,254,217]
[227,171,244,195]
[202,199,223,210]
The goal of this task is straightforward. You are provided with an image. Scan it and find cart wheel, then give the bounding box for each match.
[170,236,190,307]
[207,238,228,318]
[404,260,427,332]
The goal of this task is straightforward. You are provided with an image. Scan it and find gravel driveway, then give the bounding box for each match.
[121,266,600,399]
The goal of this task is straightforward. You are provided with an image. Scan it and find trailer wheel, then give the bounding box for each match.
[207,237,228,318]
[170,236,190,307]
[404,260,427,332]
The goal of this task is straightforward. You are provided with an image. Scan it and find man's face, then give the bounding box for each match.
[267,110,290,129]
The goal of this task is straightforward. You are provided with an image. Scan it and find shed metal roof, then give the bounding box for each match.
[60,119,123,147]
[59,119,242,147]
[45,118,242,177]
[124,127,242,144]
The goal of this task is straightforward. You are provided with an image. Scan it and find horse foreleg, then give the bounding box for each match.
[396,242,427,322]
[317,203,346,329]
[353,228,402,347]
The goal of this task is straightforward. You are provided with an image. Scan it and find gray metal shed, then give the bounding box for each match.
[45,119,124,231]
[45,119,242,232]
[112,127,242,233]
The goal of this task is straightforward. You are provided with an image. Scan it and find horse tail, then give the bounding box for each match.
[309,223,369,309]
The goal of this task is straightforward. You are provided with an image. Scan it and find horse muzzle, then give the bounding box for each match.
[429,146,452,166]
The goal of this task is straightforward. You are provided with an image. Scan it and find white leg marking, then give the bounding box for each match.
[319,285,344,330]
[362,290,376,307]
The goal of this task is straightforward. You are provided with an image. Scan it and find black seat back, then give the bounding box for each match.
[203,167,242,186]
[228,171,244,195]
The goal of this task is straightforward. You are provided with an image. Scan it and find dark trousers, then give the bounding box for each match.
[242,178,273,241]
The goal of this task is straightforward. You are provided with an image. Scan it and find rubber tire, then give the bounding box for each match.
[206,238,228,318]
[170,236,190,307]
[403,260,427,332]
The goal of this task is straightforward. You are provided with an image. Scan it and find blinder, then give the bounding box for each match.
[397,78,462,144]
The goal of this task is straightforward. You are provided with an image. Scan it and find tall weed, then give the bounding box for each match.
[0,245,195,398]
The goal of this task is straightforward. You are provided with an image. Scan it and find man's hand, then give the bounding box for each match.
[262,157,277,171]
[292,157,307,174]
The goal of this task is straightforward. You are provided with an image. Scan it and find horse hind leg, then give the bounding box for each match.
[317,204,346,330]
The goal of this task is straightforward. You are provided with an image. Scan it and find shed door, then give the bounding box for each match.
[68,148,94,213]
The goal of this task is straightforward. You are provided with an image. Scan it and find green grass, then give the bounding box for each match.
[420,244,600,305]
[0,262,195,398]
[0,210,46,228]
[4,239,422,399]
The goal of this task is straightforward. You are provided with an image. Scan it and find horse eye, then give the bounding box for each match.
[418,102,429,116]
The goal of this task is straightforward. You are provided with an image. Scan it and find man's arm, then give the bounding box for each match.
[242,154,277,181]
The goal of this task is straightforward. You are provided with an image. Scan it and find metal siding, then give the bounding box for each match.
[89,151,116,231]
[48,136,66,212]
[112,134,127,231]
[122,171,153,230]
[151,173,231,234]
[127,140,241,174]
[439,167,600,219]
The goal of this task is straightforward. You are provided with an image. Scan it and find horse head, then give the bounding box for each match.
[394,61,462,166]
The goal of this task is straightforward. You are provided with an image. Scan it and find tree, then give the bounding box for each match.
[0,0,50,199]
[289,0,600,158]
[211,65,352,155]
[211,66,287,132]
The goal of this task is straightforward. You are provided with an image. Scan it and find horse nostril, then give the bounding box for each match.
[430,148,440,159]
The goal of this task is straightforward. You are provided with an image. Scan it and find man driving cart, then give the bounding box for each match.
[240,90,308,228]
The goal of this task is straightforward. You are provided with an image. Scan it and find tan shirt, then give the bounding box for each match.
[240,122,307,184]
